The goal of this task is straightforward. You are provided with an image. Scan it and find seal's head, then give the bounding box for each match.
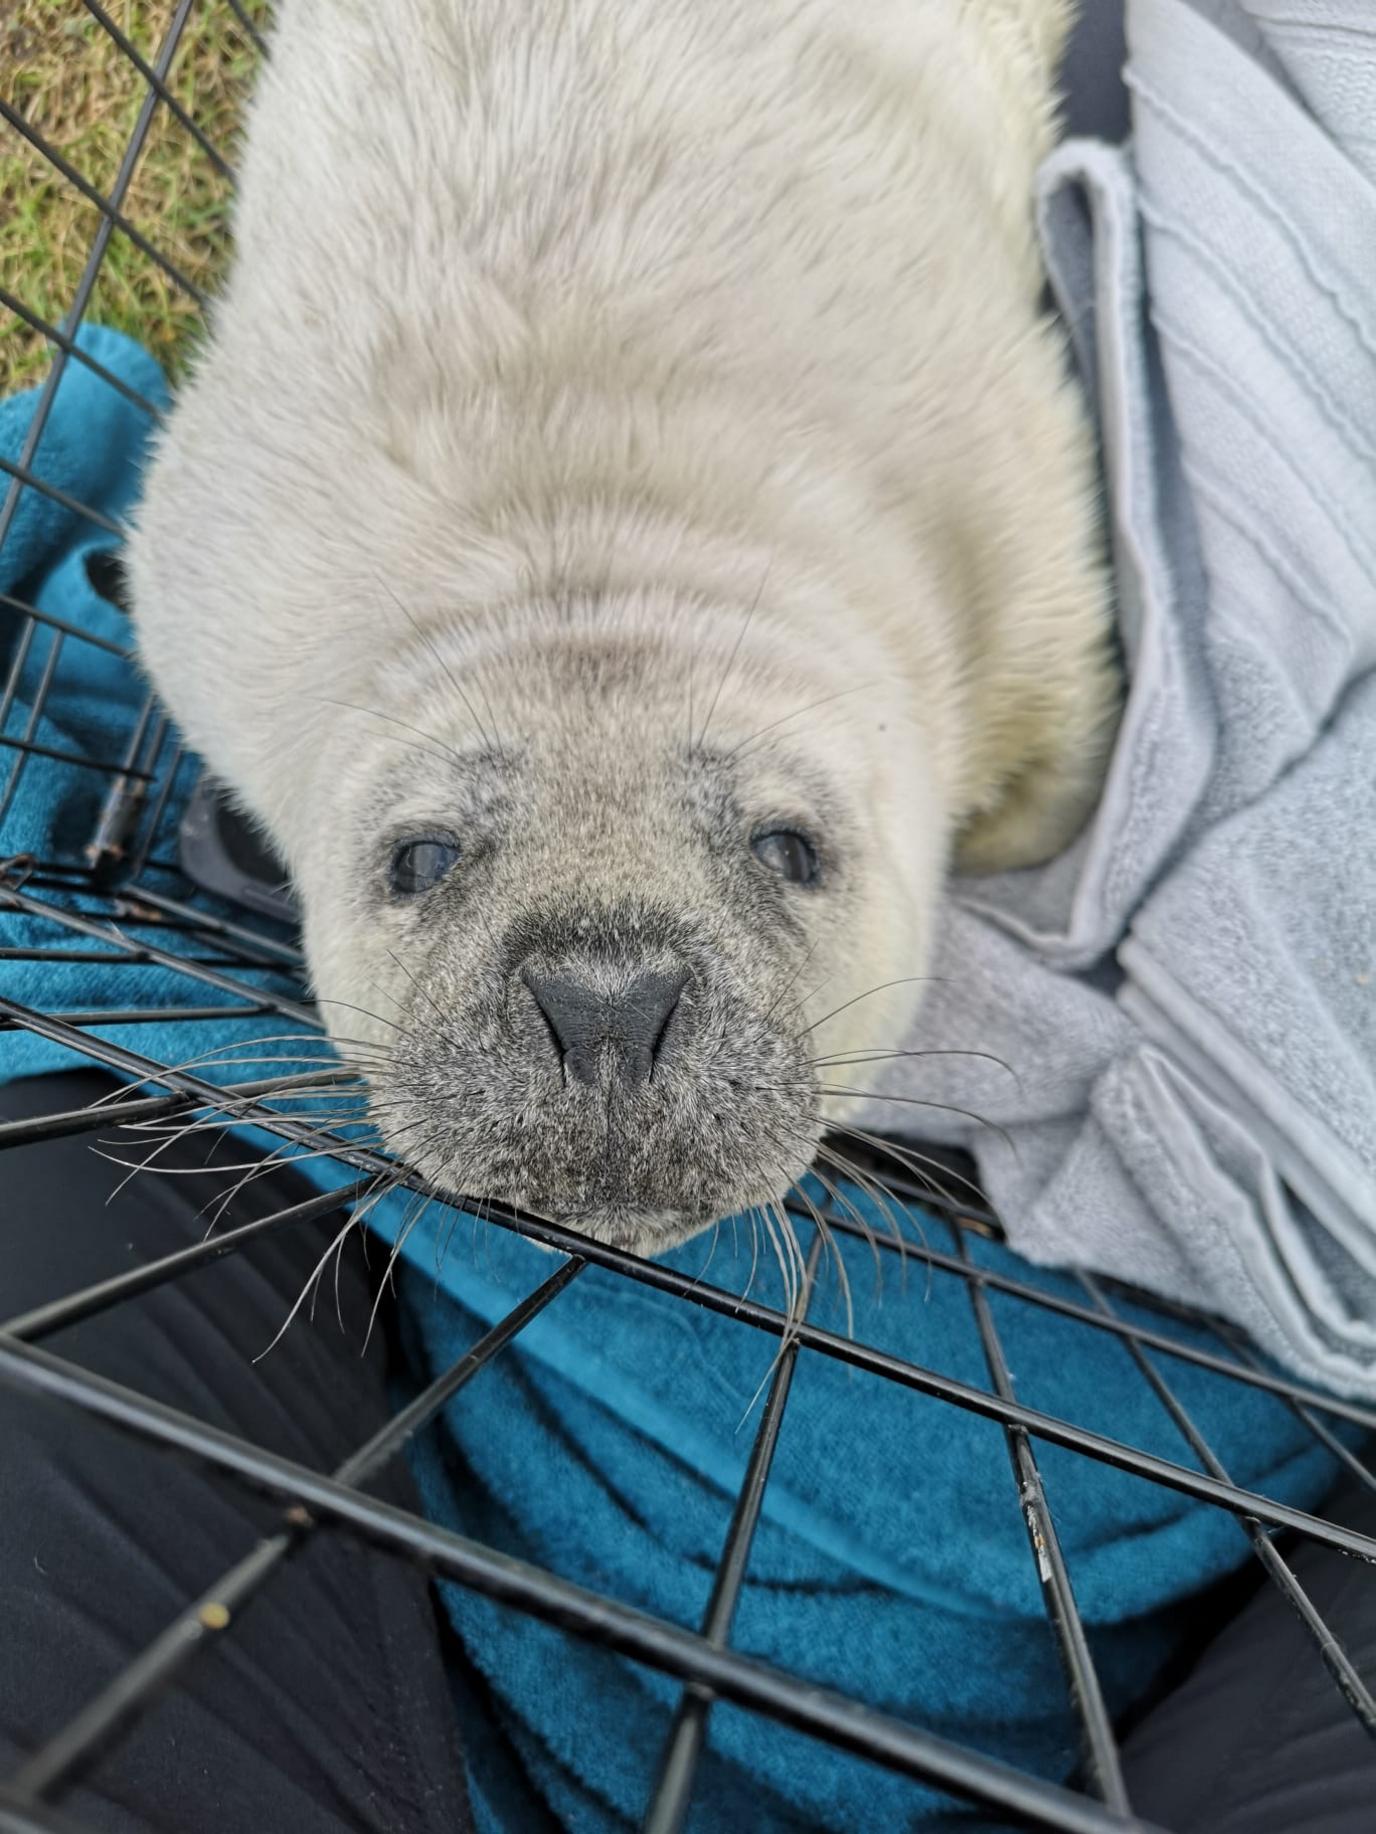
[299,595,947,1255]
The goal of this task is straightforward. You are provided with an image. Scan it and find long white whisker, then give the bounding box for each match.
[816,1083,1017,1156]
[253,1210,370,1364]
[823,1121,988,1215]
[797,977,944,1040]
[808,1046,1020,1089]
[789,1181,854,1340]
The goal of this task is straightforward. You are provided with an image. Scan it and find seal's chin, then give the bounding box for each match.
[460,1172,801,1259]
[395,1129,815,1262]
[537,1200,708,1257]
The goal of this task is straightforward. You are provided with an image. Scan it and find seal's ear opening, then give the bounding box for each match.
[84,547,132,614]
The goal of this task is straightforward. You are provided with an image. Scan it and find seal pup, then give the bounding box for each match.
[128,0,1116,1254]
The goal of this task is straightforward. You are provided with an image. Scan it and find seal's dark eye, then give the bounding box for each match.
[751,828,820,886]
[389,837,461,896]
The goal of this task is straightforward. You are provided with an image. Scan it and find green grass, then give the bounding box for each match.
[1,0,271,393]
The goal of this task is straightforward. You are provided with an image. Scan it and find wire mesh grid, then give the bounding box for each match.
[1,6,1374,1832]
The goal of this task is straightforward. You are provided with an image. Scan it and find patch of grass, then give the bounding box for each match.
[1,0,271,394]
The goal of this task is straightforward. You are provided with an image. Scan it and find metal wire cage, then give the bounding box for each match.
[2,7,1374,1832]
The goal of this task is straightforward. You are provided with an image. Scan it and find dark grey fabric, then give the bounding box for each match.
[1061,0,1129,143]
[0,1072,472,1834]
[1120,1471,1376,1831]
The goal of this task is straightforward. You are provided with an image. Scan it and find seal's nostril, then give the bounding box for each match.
[521,964,688,1087]
[520,966,574,1066]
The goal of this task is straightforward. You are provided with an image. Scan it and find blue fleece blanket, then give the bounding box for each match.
[0,331,1356,1833]
[0,330,299,1082]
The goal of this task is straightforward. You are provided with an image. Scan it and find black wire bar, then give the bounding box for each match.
[641,1234,823,1834]
[0,287,163,422]
[1222,1331,1376,1498]
[0,631,69,836]
[1078,1274,1376,1738]
[951,1225,1129,1811]
[77,0,238,186]
[0,1003,278,1030]
[0,947,261,968]
[117,885,305,966]
[224,0,269,57]
[0,737,152,786]
[804,1198,1376,1436]
[7,1258,585,1808]
[0,883,318,1026]
[0,100,206,307]
[0,0,200,827]
[0,455,124,540]
[125,740,186,881]
[2,1178,375,1343]
[0,1067,351,1152]
[0,591,134,660]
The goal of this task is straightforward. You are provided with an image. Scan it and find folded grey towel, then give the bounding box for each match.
[854,0,1376,1397]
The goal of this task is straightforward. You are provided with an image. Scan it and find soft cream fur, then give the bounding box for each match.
[127,0,1115,1248]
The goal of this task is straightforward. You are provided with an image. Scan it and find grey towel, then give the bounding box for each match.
[854,0,1376,1397]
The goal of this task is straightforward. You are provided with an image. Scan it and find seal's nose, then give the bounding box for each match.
[521,963,687,1087]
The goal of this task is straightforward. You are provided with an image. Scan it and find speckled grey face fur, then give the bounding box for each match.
[319,617,894,1254]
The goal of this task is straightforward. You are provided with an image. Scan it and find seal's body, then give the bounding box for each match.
[129,0,1115,1251]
